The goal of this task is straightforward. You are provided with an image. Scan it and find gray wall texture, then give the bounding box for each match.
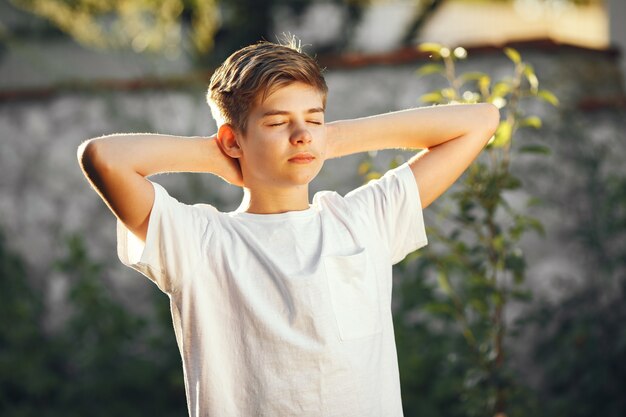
[1,43,625,332]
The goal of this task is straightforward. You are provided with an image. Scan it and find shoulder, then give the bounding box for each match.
[341,162,416,205]
[149,180,226,235]
[151,181,221,212]
[312,163,414,208]
[312,189,343,206]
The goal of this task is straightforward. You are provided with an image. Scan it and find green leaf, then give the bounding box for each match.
[502,175,522,190]
[537,89,560,106]
[491,292,504,307]
[505,250,526,284]
[491,81,511,99]
[493,234,505,251]
[358,160,372,176]
[478,76,491,94]
[518,145,551,155]
[441,87,457,100]
[523,64,539,94]
[419,91,445,104]
[528,218,546,237]
[504,47,521,64]
[469,298,489,315]
[511,289,532,301]
[490,120,512,147]
[389,155,404,169]
[461,71,490,82]
[416,63,445,77]
[424,302,455,317]
[453,240,469,255]
[437,272,453,296]
[519,116,542,129]
[418,42,446,55]
[526,197,542,207]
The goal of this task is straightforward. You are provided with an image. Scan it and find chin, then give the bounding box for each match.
[289,174,317,186]
[299,165,323,184]
[269,162,323,187]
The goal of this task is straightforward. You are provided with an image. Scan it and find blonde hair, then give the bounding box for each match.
[207,38,328,133]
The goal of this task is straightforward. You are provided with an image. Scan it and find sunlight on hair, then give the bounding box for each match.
[276,32,303,53]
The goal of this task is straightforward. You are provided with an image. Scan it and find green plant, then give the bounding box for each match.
[0,230,55,414]
[530,279,626,417]
[0,230,186,416]
[362,43,559,416]
[526,110,626,417]
[53,233,186,417]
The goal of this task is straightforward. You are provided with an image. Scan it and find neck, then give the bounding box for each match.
[237,185,311,214]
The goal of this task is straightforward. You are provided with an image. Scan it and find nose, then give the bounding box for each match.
[289,125,312,146]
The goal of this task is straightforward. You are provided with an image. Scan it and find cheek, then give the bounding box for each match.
[246,136,282,164]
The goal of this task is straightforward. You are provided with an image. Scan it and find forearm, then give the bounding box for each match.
[77,132,241,241]
[326,103,499,159]
[79,133,223,177]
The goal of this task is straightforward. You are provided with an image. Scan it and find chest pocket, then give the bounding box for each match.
[323,248,382,341]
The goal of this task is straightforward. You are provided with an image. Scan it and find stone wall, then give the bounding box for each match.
[1,43,624,325]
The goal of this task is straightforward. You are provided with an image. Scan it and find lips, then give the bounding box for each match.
[288,152,315,163]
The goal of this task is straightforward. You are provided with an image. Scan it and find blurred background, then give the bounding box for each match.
[1,0,625,416]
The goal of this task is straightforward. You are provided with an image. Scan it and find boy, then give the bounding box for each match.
[77,39,499,417]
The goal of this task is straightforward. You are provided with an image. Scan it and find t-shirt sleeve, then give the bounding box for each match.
[116,180,212,294]
[344,162,428,265]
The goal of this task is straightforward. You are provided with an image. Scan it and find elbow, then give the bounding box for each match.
[77,138,112,181]
[77,139,98,174]
[77,139,93,175]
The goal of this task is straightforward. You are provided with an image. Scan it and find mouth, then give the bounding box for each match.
[288,153,315,163]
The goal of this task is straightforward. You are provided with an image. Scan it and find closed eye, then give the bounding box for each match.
[268,121,321,127]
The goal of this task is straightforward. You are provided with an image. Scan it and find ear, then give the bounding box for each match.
[216,124,243,158]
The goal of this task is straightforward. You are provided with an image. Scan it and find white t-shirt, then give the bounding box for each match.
[117,162,428,417]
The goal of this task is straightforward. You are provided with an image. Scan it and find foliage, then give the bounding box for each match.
[5,0,372,60]
[393,39,626,417]
[6,0,601,60]
[9,0,220,56]
[357,43,559,416]
[393,260,473,417]
[525,110,626,417]
[530,279,626,417]
[0,231,186,417]
[0,230,52,414]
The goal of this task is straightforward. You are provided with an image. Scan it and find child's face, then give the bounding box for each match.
[238,81,327,189]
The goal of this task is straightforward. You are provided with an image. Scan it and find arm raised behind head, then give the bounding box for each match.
[325,102,500,209]
[77,133,242,242]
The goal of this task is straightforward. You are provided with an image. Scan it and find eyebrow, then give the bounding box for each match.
[261,107,325,118]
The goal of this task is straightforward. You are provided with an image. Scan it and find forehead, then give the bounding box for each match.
[251,82,325,116]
